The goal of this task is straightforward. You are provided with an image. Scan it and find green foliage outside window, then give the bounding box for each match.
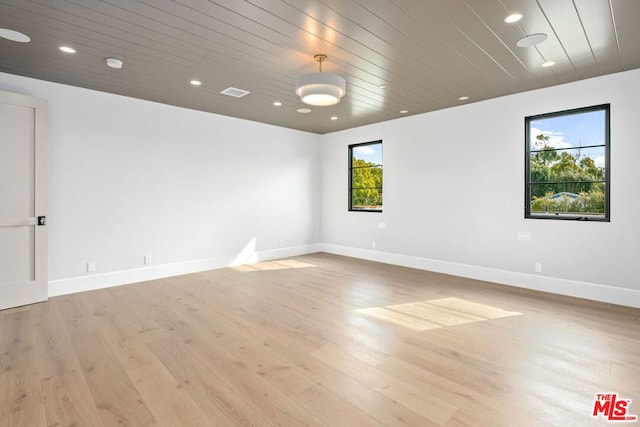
[530,135,605,215]
[351,158,382,209]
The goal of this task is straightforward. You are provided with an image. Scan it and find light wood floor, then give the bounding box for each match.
[1,253,639,426]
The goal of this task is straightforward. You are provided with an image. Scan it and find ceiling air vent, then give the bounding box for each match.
[220,87,250,98]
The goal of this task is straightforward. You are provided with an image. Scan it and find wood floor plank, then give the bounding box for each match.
[0,370,44,423]
[31,301,81,379]
[0,401,47,427]
[146,335,277,426]
[70,329,158,426]
[156,302,318,396]
[378,355,541,426]
[151,316,325,426]
[1,252,638,426]
[309,343,458,425]
[0,308,37,374]
[149,280,434,425]
[292,384,383,426]
[192,270,393,366]
[0,307,46,425]
[262,337,435,426]
[41,369,103,427]
[92,298,213,427]
[356,306,441,330]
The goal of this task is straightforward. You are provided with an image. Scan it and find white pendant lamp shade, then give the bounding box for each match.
[295,54,346,106]
[295,72,346,106]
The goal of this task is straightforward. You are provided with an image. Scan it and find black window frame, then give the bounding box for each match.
[348,140,383,212]
[525,104,610,222]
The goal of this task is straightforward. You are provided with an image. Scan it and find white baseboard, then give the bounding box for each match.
[317,243,640,309]
[48,243,323,297]
[49,242,640,309]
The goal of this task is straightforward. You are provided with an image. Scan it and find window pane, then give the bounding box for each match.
[529,146,605,184]
[352,142,382,165]
[529,109,606,152]
[529,182,605,217]
[352,166,382,189]
[351,188,382,210]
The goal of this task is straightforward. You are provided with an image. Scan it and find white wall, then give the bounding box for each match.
[0,72,321,295]
[2,68,638,307]
[319,69,640,307]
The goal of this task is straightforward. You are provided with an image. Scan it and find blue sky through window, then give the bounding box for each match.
[529,110,606,167]
[353,142,382,165]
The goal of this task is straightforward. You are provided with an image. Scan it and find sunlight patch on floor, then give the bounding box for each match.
[232,259,316,272]
[355,297,522,331]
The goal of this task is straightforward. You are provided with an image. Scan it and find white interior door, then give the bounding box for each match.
[0,90,47,310]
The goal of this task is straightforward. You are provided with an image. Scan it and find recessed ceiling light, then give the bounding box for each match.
[105,58,123,69]
[400,110,408,114]
[542,61,556,67]
[504,13,523,23]
[330,116,338,120]
[0,28,31,43]
[190,80,202,86]
[458,96,469,101]
[59,46,76,54]
[273,101,282,106]
[516,33,548,48]
[297,108,312,113]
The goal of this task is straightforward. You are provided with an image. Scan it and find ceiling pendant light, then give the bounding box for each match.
[295,54,346,106]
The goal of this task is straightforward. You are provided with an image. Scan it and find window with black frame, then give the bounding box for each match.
[525,104,610,221]
[349,140,382,212]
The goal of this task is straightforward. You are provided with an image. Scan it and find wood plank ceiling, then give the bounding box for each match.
[0,0,638,134]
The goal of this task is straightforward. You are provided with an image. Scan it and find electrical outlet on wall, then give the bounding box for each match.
[517,231,532,241]
[372,241,376,249]
[144,254,152,265]
[87,261,96,272]
[535,262,542,273]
